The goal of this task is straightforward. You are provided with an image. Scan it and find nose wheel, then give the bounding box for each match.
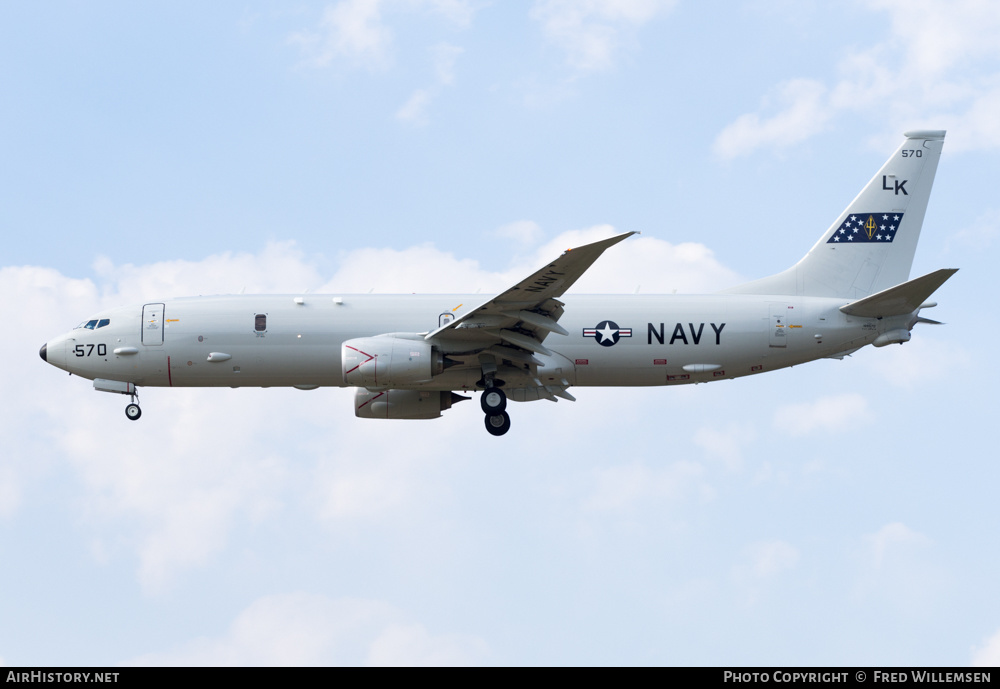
[125,389,142,421]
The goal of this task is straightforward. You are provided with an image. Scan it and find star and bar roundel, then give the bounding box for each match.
[583,320,632,347]
[828,212,904,243]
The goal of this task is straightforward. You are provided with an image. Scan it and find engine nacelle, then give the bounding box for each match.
[341,336,442,388]
[354,389,462,420]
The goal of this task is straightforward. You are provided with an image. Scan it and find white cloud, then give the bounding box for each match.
[715,1,1000,157]
[367,622,487,666]
[318,225,738,294]
[713,79,831,160]
[320,243,500,293]
[413,0,477,28]
[91,241,325,301]
[745,539,799,578]
[0,466,19,519]
[865,522,930,570]
[308,413,467,527]
[971,627,1000,667]
[530,225,742,293]
[692,423,756,472]
[948,209,1000,251]
[431,42,464,85]
[530,0,676,72]
[494,220,544,246]
[772,393,869,437]
[292,0,395,70]
[852,522,945,613]
[291,1,475,72]
[51,386,295,593]
[731,539,800,605]
[869,0,1000,79]
[858,336,969,391]
[394,43,464,125]
[583,459,705,512]
[395,89,432,124]
[124,593,487,666]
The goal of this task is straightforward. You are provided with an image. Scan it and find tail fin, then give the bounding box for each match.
[724,130,946,299]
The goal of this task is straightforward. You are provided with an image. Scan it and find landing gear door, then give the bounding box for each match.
[769,303,789,348]
[142,303,165,345]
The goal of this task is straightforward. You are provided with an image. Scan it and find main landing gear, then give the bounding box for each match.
[125,389,142,421]
[481,385,510,436]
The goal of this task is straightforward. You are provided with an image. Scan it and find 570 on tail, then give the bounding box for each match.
[40,131,957,436]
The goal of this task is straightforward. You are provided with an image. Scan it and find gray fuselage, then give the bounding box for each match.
[42,293,883,392]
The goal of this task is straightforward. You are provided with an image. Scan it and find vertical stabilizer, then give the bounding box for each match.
[724,131,945,299]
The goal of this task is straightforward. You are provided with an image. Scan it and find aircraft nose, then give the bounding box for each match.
[40,336,71,371]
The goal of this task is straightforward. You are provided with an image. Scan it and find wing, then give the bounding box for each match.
[426,231,635,394]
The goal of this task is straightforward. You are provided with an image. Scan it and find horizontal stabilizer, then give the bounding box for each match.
[839,268,958,318]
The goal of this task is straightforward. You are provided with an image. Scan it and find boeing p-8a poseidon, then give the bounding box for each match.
[40,131,957,436]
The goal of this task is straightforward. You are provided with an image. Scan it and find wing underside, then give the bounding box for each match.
[426,232,635,399]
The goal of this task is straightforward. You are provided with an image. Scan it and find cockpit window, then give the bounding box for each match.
[75,318,110,329]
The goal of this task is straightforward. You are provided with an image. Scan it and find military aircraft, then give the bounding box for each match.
[40,131,956,436]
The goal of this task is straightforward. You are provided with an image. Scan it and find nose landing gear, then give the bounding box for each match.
[125,390,142,421]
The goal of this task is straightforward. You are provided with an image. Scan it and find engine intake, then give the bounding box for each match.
[341,336,443,388]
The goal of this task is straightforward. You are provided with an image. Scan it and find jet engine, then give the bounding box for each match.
[354,388,467,420]
[341,336,444,388]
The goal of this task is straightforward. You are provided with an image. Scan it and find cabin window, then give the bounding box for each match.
[255,314,267,332]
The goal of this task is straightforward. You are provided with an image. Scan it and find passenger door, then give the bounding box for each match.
[141,303,165,345]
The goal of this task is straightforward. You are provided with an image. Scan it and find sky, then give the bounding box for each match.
[2,0,999,666]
